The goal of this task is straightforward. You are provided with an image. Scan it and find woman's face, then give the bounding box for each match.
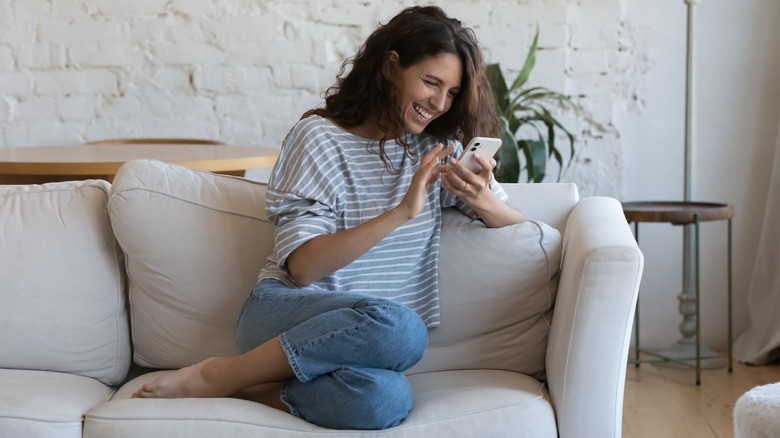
[391,52,463,135]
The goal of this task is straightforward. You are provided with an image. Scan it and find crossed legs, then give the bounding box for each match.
[132,279,428,429]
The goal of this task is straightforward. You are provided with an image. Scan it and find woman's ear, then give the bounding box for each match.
[387,50,399,64]
[382,50,400,78]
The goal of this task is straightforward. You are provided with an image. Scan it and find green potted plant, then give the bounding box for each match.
[488,28,581,183]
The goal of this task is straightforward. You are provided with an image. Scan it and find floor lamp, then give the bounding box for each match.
[656,0,726,369]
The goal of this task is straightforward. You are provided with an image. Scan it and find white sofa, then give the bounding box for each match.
[0,159,643,438]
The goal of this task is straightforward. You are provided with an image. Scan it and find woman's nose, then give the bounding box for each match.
[430,90,447,112]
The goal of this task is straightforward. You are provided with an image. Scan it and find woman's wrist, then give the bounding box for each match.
[389,202,417,223]
[469,192,525,228]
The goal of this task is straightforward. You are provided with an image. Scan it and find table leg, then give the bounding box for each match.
[728,218,733,373]
[634,221,641,367]
[695,213,701,385]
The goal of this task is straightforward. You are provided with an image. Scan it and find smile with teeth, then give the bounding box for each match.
[413,103,433,120]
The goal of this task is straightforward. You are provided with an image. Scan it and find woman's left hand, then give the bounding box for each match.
[443,152,496,204]
[443,152,525,228]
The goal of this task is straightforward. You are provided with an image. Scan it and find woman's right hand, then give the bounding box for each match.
[396,143,454,219]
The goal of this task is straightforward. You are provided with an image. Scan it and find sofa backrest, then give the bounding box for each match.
[0,180,131,386]
[500,183,579,234]
[108,160,578,380]
[406,210,563,380]
[404,183,575,379]
[108,160,274,369]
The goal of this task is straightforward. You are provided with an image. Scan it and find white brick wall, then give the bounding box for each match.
[0,0,631,196]
[3,0,777,355]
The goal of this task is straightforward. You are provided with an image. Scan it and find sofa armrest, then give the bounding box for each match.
[545,196,644,438]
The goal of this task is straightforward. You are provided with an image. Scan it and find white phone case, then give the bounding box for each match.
[459,137,502,173]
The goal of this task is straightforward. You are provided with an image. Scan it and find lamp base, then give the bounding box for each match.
[645,339,727,369]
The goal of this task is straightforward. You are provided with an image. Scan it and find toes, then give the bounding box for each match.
[131,387,154,398]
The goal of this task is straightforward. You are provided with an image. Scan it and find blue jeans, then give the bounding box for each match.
[235,279,428,430]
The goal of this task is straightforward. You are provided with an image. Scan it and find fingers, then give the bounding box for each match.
[439,144,457,160]
[421,143,454,169]
[401,144,453,218]
[419,144,454,187]
[421,143,443,164]
[442,171,473,194]
[443,150,494,197]
[453,152,495,173]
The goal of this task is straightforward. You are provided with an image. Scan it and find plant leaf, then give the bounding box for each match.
[541,109,565,181]
[496,117,520,182]
[545,111,578,178]
[485,26,582,184]
[509,26,539,92]
[487,64,510,114]
[520,137,547,183]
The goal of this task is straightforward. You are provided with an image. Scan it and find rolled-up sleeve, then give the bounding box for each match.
[266,189,338,268]
[265,124,342,269]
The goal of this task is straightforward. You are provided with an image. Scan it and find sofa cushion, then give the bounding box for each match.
[0,180,130,386]
[85,369,556,437]
[406,209,562,380]
[0,369,115,438]
[108,160,274,368]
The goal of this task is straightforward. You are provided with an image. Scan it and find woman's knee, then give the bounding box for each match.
[356,299,428,368]
[394,304,428,366]
[285,368,413,430]
[347,370,413,429]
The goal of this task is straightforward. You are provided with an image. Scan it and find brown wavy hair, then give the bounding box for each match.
[304,6,498,173]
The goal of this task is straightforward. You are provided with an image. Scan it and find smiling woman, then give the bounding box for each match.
[130,5,524,430]
[388,51,462,135]
[302,5,499,175]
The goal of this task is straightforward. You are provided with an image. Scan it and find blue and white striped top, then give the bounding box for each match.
[258,115,507,327]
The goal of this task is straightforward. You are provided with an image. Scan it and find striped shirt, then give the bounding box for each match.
[258,115,507,327]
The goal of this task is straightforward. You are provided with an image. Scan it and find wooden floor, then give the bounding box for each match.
[622,355,780,438]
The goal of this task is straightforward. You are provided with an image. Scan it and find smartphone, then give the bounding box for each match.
[458,137,502,173]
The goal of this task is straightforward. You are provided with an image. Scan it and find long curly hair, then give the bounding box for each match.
[304,6,498,173]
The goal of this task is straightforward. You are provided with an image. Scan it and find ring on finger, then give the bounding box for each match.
[461,182,469,191]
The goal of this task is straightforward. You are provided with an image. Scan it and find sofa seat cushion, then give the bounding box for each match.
[108,160,274,368]
[0,369,114,438]
[0,180,130,386]
[406,208,562,381]
[84,370,555,437]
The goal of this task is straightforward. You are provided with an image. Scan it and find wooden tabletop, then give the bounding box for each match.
[622,201,734,225]
[0,143,279,184]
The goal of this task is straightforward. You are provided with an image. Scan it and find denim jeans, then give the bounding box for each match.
[235,279,429,430]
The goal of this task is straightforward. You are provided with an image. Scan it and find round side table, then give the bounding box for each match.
[622,201,734,385]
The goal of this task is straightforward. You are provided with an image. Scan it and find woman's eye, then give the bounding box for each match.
[424,79,437,87]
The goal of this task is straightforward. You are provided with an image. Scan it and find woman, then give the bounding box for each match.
[132,5,525,430]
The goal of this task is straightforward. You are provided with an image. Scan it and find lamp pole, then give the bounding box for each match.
[684,0,697,206]
[657,0,725,369]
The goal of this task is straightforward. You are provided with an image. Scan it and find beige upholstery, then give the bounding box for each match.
[0,159,643,438]
[108,160,272,368]
[0,180,130,386]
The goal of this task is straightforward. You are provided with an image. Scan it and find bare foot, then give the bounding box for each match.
[132,357,230,399]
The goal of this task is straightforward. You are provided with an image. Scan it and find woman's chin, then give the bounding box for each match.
[404,118,430,135]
